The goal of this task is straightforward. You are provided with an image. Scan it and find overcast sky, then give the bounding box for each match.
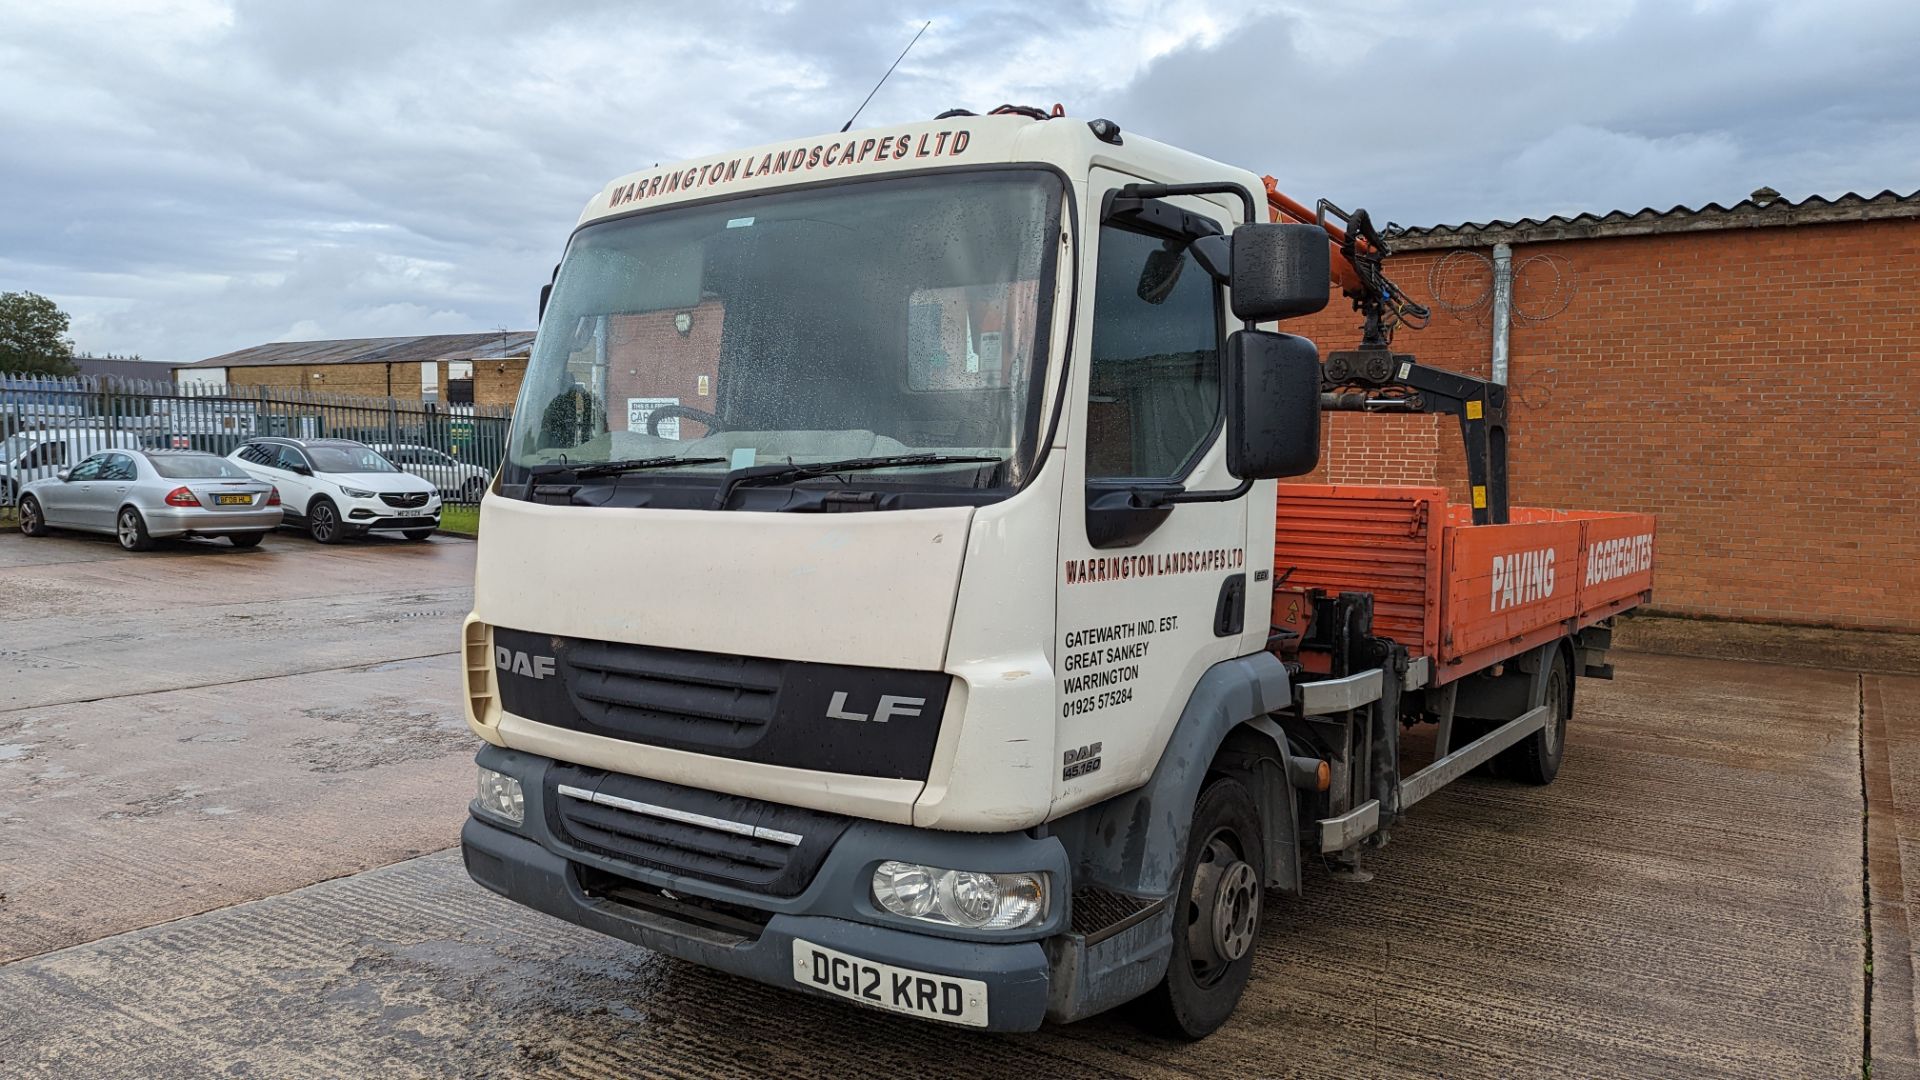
[4,0,1915,363]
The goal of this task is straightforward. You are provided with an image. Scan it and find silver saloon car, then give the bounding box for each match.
[18,448,283,550]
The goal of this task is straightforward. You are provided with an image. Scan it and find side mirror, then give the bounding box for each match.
[1227,330,1322,479]
[1230,223,1332,322]
[537,263,558,323]
[291,463,313,476]
[56,469,71,482]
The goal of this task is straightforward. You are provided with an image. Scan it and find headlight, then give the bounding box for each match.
[871,861,1046,930]
[475,767,524,824]
[340,486,376,499]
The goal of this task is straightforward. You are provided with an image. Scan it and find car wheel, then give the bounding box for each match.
[227,532,264,548]
[1138,775,1265,1040]
[117,506,155,551]
[460,477,486,502]
[307,498,345,544]
[402,527,435,541]
[18,495,47,536]
[1,478,16,506]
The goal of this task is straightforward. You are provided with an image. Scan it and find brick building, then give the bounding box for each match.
[1292,188,1920,632]
[175,332,535,408]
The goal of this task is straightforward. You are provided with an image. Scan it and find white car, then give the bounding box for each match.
[228,437,441,544]
[370,443,491,502]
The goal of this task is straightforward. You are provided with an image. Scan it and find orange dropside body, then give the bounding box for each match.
[1270,483,1656,685]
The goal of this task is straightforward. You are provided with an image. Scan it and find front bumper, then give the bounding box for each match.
[461,745,1099,1031]
[339,492,441,531]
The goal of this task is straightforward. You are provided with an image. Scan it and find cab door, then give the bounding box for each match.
[1051,170,1251,813]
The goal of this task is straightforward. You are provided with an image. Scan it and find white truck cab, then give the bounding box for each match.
[459,108,1617,1037]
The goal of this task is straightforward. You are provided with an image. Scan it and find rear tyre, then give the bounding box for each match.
[307,498,344,544]
[227,532,263,548]
[402,527,434,541]
[1139,775,1264,1040]
[1496,648,1571,785]
[460,477,486,502]
[18,495,47,536]
[117,506,155,551]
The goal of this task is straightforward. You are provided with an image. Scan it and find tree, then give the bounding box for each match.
[0,291,79,376]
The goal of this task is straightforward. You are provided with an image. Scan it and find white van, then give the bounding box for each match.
[0,428,144,503]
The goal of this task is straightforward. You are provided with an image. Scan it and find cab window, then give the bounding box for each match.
[1084,224,1224,480]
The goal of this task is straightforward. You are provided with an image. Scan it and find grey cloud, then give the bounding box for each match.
[2,0,1913,364]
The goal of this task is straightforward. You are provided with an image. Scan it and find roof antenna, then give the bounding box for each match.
[840,21,930,133]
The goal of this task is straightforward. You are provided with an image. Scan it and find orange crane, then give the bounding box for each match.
[1262,176,1428,350]
[1260,176,1514,526]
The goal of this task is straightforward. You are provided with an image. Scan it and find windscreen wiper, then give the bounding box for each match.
[531,455,727,481]
[710,453,1004,510]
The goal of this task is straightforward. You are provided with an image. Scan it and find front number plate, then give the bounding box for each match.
[791,939,988,1027]
[216,494,251,505]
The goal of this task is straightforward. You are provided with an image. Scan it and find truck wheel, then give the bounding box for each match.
[1497,648,1571,785]
[1140,775,1264,1040]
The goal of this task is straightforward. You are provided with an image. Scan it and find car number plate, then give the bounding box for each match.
[791,939,988,1027]
[216,494,251,505]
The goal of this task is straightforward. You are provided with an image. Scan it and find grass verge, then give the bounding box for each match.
[438,505,479,536]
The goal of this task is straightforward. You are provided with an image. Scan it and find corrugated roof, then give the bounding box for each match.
[1384,188,1920,250]
[177,331,536,371]
[73,356,179,381]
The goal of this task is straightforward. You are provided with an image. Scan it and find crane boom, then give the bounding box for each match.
[1262,175,1511,526]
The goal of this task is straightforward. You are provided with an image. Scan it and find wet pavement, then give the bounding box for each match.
[0,528,1902,1078]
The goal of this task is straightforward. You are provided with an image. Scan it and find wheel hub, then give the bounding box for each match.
[1186,831,1260,983]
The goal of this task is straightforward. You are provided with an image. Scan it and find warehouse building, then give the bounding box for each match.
[1292,187,1920,632]
[175,331,536,408]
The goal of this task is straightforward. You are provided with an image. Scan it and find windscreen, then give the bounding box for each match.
[149,454,250,479]
[308,445,399,474]
[505,170,1063,500]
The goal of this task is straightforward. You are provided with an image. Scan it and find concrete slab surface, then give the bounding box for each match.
[1866,673,1920,1079]
[1,536,1878,1080]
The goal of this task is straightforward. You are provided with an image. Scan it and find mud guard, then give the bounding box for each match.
[1052,653,1293,899]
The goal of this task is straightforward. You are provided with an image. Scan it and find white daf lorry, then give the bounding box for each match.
[459,105,1654,1036]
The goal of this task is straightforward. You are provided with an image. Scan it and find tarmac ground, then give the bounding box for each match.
[1,527,1914,1078]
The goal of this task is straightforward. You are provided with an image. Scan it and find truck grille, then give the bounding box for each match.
[564,640,782,749]
[548,765,850,897]
[490,627,950,780]
[380,492,430,508]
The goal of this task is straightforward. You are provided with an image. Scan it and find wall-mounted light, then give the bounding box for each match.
[675,312,693,336]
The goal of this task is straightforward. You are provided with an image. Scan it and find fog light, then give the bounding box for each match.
[871,861,1046,930]
[475,767,524,824]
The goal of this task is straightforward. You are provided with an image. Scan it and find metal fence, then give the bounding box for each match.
[0,372,513,509]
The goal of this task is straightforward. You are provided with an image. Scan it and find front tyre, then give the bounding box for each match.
[1140,775,1265,1040]
[117,506,155,551]
[19,495,47,536]
[307,498,345,544]
[402,527,434,541]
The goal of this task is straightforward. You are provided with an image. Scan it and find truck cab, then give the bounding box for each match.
[459,109,1636,1036]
